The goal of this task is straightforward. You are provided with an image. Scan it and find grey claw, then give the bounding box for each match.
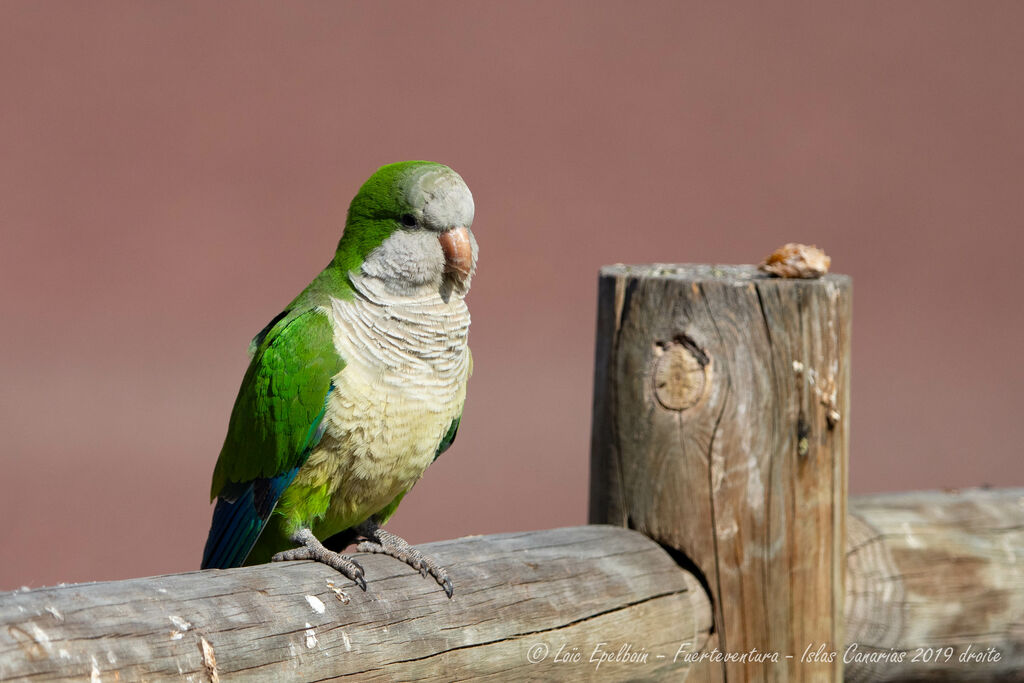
[355,521,454,597]
[275,528,369,592]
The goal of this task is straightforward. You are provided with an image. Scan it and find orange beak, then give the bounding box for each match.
[439,226,473,281]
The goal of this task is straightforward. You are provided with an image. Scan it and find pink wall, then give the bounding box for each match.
[1,2,1022,589]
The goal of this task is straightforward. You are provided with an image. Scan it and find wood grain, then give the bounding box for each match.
[590,264,851,682]
[0,526,712,682]
[846,488,1024,682]
[2,493,1022,681]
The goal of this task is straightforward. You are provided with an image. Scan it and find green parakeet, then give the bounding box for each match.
[201,161,476,597]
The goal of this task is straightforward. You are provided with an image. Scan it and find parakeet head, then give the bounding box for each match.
[334,161,477,298]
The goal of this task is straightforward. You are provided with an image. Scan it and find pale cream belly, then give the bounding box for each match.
[292,360,466,537]
[287,278,471,537]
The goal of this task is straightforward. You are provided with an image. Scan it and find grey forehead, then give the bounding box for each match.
[405,166,475,229]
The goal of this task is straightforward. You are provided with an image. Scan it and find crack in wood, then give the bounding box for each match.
[329,588,690,678]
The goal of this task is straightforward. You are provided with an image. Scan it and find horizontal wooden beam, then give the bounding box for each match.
[0,526,712,681]
[2,489,1020,681]
[846,487,1024,682]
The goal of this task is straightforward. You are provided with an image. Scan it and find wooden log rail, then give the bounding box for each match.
[2,489,1022,681]
[0,526,713,681]
[847,488,1024,682]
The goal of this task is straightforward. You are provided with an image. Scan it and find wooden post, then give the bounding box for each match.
[590,264,852,682]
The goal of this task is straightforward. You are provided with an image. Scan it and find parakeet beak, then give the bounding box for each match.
[439,226,473,282]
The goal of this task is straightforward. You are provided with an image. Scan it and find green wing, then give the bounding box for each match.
[210,308,344,499]
[202,308,344,568]
[433,416,461,462]
[433,347,469,462]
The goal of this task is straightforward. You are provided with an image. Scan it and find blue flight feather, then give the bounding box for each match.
[201,467,300,569]
[201,389,332,569]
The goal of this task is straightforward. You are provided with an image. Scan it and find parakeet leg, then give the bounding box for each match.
[271,528,367,591]
[355,521,454,598]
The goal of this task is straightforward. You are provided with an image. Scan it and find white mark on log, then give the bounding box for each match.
[90,656,101,683]
[169,615,192,640]
[106,651,116,665]
[157,588,168,594]
[711,452,725,493]
[717,517,739,539]
[746,455,764,514]
[44,606,63,622]
[305,594,326,614]
[58,648,71,660]
[879,579,897,603]
[30,623,51,652]
[200,636,219,683]
[796,360,841,427]
[341,630,352,651]
[903,532,923,549]
[304,623,318,649]
[1000,536,1018,563]
[169,615,191,630]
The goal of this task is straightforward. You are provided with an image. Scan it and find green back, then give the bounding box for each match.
[210,308,345,498]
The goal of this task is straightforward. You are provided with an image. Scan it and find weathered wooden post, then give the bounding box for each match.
[590,264,851,682]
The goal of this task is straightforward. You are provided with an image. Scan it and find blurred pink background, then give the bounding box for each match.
[1,2,1022,589]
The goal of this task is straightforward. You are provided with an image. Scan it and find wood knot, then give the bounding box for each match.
[652,336,710,411]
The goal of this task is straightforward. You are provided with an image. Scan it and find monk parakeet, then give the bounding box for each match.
[201,161,477,598]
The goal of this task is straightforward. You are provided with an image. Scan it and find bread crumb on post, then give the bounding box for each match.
[759,243,831,278]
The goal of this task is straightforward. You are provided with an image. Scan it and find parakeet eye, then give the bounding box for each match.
[400,214,418,228]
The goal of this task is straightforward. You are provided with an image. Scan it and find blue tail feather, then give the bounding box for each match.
[201,468,299,569]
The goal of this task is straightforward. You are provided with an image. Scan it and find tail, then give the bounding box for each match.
[201,469,298,569]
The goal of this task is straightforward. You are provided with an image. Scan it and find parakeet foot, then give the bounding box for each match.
[355,521,453,598]
[272,528,367,591]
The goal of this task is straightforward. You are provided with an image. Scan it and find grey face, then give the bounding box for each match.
[360,165,478,297]
[403,166,475,232]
